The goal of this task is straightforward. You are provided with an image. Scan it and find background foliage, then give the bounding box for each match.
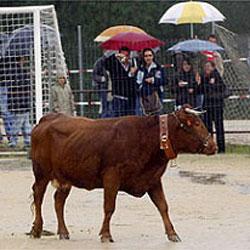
[1,0,250,69]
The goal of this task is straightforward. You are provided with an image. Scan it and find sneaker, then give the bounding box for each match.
[23,144,31,151]
[8,142,17,148]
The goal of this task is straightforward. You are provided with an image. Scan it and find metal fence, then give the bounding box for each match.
[68,38,250,119]
[1,23,250,150]
[62,24,250,150]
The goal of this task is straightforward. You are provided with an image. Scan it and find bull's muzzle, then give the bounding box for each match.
[202,136,217,155]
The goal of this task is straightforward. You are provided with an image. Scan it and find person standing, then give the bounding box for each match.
[0,57,14,144]
[104,47,137,117]
[136,48,163,115]
[92,51,114,118]
[200,61,226,153]
[173,59,197,108]
[7,56,32,149]
[51,73,75,116]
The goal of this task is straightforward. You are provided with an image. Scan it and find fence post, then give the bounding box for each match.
[34,9,43,123]
[211,22,215,34]
[77,25,84,116]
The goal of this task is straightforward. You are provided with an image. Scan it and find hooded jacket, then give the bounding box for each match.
[51,81,75,115]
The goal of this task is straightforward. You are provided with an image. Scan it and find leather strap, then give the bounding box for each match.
[159,114,177,159]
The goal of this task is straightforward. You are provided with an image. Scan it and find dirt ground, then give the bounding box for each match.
[0,154,250,250]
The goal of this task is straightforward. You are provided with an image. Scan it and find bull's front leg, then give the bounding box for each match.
[148,181,181,242]
[99,168,120,243]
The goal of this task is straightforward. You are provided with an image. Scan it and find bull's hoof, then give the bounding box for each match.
[100,235,114,243]
[168,234,181,242]
[30,227,42,239]
[59,233,70,240]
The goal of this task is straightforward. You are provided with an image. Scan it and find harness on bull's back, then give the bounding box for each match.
[159,114,177,160]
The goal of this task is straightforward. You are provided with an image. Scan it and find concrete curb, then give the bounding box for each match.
[0,151,28,157]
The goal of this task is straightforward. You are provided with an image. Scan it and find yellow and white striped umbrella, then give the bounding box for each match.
[159,1,225,24]
[94,25,146,42]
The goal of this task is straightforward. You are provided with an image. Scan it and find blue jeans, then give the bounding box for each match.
[99,91,113,118]
[0,86,8,114]
[135,95,143,116]
[0,86,12,141]
[9,112,31,146]
[196,94,204,110]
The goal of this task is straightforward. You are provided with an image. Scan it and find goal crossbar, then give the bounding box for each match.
[0,5,54,14]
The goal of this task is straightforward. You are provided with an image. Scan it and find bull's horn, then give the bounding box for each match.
[184,107,206,115]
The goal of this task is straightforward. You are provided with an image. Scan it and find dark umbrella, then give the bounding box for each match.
[100,32,164,51]
[3,24,57,57]
[168,39,224,52]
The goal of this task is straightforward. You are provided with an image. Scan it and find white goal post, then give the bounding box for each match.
[0,5,68,127]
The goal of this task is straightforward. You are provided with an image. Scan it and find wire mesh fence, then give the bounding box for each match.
[0,6,68,149]
[0,7,249,151]
[70,39,250,121]
[67,27,250,149]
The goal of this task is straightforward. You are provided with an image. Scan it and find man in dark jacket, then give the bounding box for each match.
[92,51,114,118]
[7,56,31,148]
[104,47,137,117]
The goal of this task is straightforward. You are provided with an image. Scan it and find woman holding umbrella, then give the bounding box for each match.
[136,48,163,115]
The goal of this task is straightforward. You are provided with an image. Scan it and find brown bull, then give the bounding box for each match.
[30,105,216,242]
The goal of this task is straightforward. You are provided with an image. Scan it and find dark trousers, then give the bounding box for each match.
[112,97,136,117]
[99,91,113,118]
[203,107,225,153]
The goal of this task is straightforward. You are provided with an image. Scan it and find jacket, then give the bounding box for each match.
[200,69,226,108]
[6,62,31,113]
[104,54,136,100]
[136,62,163,97]
[92,56,109,88]
[173,70,197,107]
[51,82,75,115]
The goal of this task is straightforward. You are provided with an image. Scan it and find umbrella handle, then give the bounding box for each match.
[190,23,194,38]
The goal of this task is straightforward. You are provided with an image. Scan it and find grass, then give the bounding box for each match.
[226,144,250,154]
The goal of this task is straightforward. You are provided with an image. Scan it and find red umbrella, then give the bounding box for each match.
[100,32,165,51]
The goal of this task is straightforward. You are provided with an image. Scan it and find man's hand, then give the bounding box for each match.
[130,67,137,75]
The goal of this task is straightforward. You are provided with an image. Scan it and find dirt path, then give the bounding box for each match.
[0,154,250,250]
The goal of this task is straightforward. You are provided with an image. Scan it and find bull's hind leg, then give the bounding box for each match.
[54,185,71,240]
[99,169,119,243]
[148,181,181,242]
[31,178,49,238]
